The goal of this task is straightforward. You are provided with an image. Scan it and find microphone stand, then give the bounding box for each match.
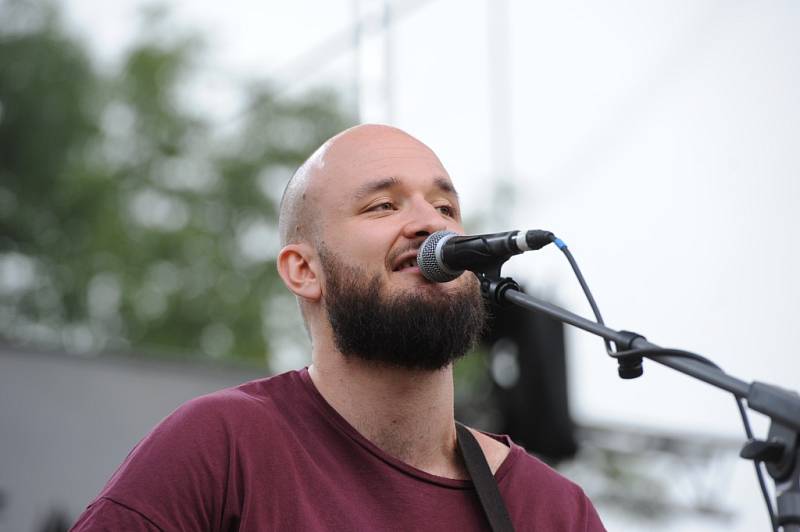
[477,273,800,531]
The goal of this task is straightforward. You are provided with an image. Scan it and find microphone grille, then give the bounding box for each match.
[417,231,462,283]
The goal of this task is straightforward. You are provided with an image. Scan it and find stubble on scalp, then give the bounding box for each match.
[278,152,324,247]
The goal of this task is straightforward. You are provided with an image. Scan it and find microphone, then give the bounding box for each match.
[416,229,555,282]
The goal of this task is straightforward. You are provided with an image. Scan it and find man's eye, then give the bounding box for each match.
[437,205,455,217]
[370,202,395,211]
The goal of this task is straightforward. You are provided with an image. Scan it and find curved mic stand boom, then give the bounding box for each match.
[474,265,800,531]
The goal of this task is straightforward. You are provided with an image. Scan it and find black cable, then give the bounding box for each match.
[613,351,776,527]
[549,233,778,530]
[736,398,778,531]
[548,235,614,354]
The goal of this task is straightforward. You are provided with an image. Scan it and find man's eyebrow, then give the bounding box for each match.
[433,177,459,200]
[352,176,459,201]
[353,176,400,201]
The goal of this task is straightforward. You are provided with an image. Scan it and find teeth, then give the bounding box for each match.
[396,259,415,270]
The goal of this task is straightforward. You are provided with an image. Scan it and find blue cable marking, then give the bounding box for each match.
[554,237,567,249]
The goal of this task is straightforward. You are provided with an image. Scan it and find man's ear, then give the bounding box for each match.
[277,243,322,302]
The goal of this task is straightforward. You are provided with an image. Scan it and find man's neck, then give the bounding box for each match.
[308,353,467,479]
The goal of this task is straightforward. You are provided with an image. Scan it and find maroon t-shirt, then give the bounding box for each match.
[72,369,605,531]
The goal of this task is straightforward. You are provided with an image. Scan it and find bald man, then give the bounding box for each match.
[72,125,605,531]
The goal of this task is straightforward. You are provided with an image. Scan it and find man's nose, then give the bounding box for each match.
[401,200,448,239]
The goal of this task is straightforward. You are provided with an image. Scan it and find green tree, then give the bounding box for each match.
[0,0,354,365]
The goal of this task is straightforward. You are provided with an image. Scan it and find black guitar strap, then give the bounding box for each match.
[455,422,516,532]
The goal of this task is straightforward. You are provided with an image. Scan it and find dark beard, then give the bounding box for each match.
[319,245,487,371]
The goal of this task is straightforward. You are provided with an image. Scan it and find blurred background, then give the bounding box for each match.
[1,0,798,530]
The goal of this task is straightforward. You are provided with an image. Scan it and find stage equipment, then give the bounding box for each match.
[418,229,800,532]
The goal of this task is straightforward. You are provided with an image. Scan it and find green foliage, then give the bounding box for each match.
[0,0,355,364]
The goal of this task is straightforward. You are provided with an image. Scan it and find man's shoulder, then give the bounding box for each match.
[472,430,590,499]
[502,443,606,530]
[94,370,311,500]
[171,368,308,427]
[504,444,584,493]
[499,440,598,508]
[78,373,313,530]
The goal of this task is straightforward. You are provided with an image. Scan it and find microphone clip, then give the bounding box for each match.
[476,271,520,306]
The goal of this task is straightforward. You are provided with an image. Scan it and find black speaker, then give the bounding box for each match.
[481,300,577,462]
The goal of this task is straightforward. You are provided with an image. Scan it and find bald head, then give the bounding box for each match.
[277,145,326,247]
[278,124,443,247]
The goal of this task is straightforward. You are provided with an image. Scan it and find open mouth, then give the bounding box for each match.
[393,258,418,272]
[391,249,421,272]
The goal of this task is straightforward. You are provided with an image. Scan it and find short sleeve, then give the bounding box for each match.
[71,497,162,531]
